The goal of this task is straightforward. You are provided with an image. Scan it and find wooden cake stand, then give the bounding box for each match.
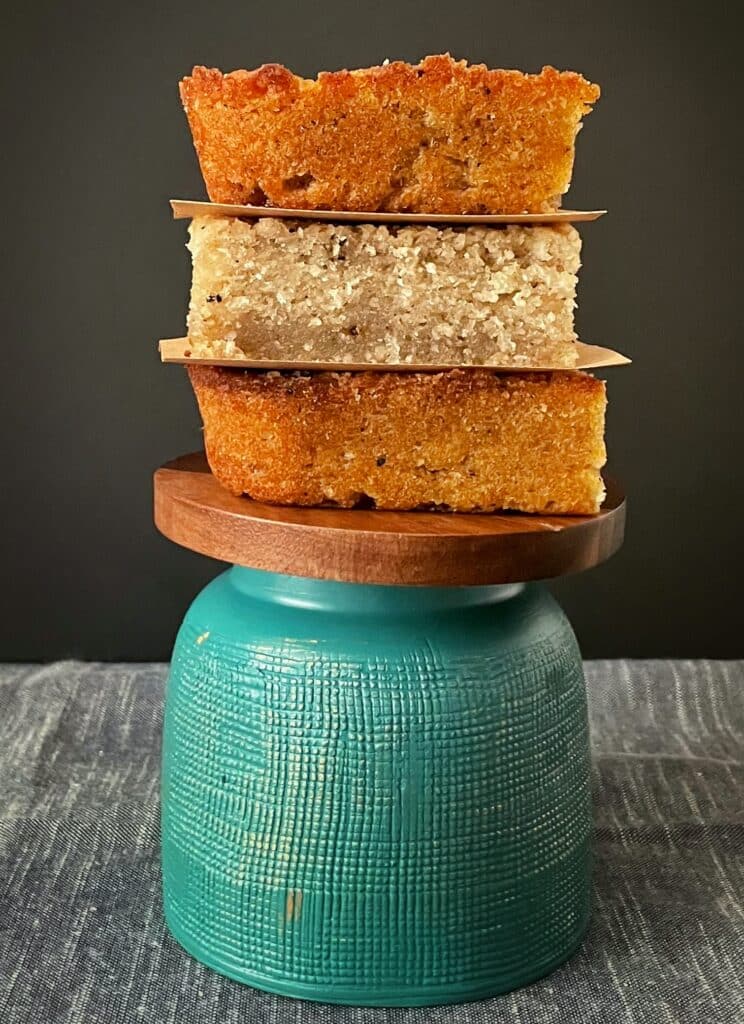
[154,451,625,587]
[154,451,626,1007]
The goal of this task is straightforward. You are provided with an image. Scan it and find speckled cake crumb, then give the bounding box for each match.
[187,217,581,367]
[180,55,599,214]
[188,366,606,513]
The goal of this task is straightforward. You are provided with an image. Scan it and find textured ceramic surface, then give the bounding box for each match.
[162,567,591,1006]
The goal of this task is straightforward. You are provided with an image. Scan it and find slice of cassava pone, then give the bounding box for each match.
[189,366,607,514]
[186,216,582,367]
[180,55,599,214]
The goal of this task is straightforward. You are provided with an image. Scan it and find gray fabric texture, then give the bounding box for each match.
[0,660,742,1023]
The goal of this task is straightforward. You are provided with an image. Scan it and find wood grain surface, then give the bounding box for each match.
[154,452,626,586]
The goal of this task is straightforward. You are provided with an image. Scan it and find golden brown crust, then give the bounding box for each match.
[180,55,599,214]
[188,366,606,513]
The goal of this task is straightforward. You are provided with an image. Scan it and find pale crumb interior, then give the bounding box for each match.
[187,217,581,367]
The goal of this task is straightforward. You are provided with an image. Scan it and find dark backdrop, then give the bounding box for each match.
[1,0,741,660]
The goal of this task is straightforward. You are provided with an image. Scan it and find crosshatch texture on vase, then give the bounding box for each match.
[161,568,592,1005]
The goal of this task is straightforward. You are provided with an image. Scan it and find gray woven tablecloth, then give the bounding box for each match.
[0,661,742,1023]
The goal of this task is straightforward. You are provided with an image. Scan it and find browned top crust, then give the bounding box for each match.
[180,55,599,214]
[187,366,606,513]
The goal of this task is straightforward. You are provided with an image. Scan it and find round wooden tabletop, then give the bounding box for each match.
[154,452,626,587]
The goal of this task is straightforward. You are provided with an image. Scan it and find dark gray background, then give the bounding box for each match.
[1,0,741,660]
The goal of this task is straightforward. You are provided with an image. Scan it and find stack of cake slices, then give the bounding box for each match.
[168,54,624,515]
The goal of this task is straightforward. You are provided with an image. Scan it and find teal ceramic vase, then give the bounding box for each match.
[162,566,591,1006]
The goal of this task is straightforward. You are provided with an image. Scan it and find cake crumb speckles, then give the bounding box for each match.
[186,217,581,368]
[180,55,599,214]
[188,366,606,514]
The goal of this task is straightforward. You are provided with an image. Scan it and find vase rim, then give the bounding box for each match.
[227,565,527,613]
